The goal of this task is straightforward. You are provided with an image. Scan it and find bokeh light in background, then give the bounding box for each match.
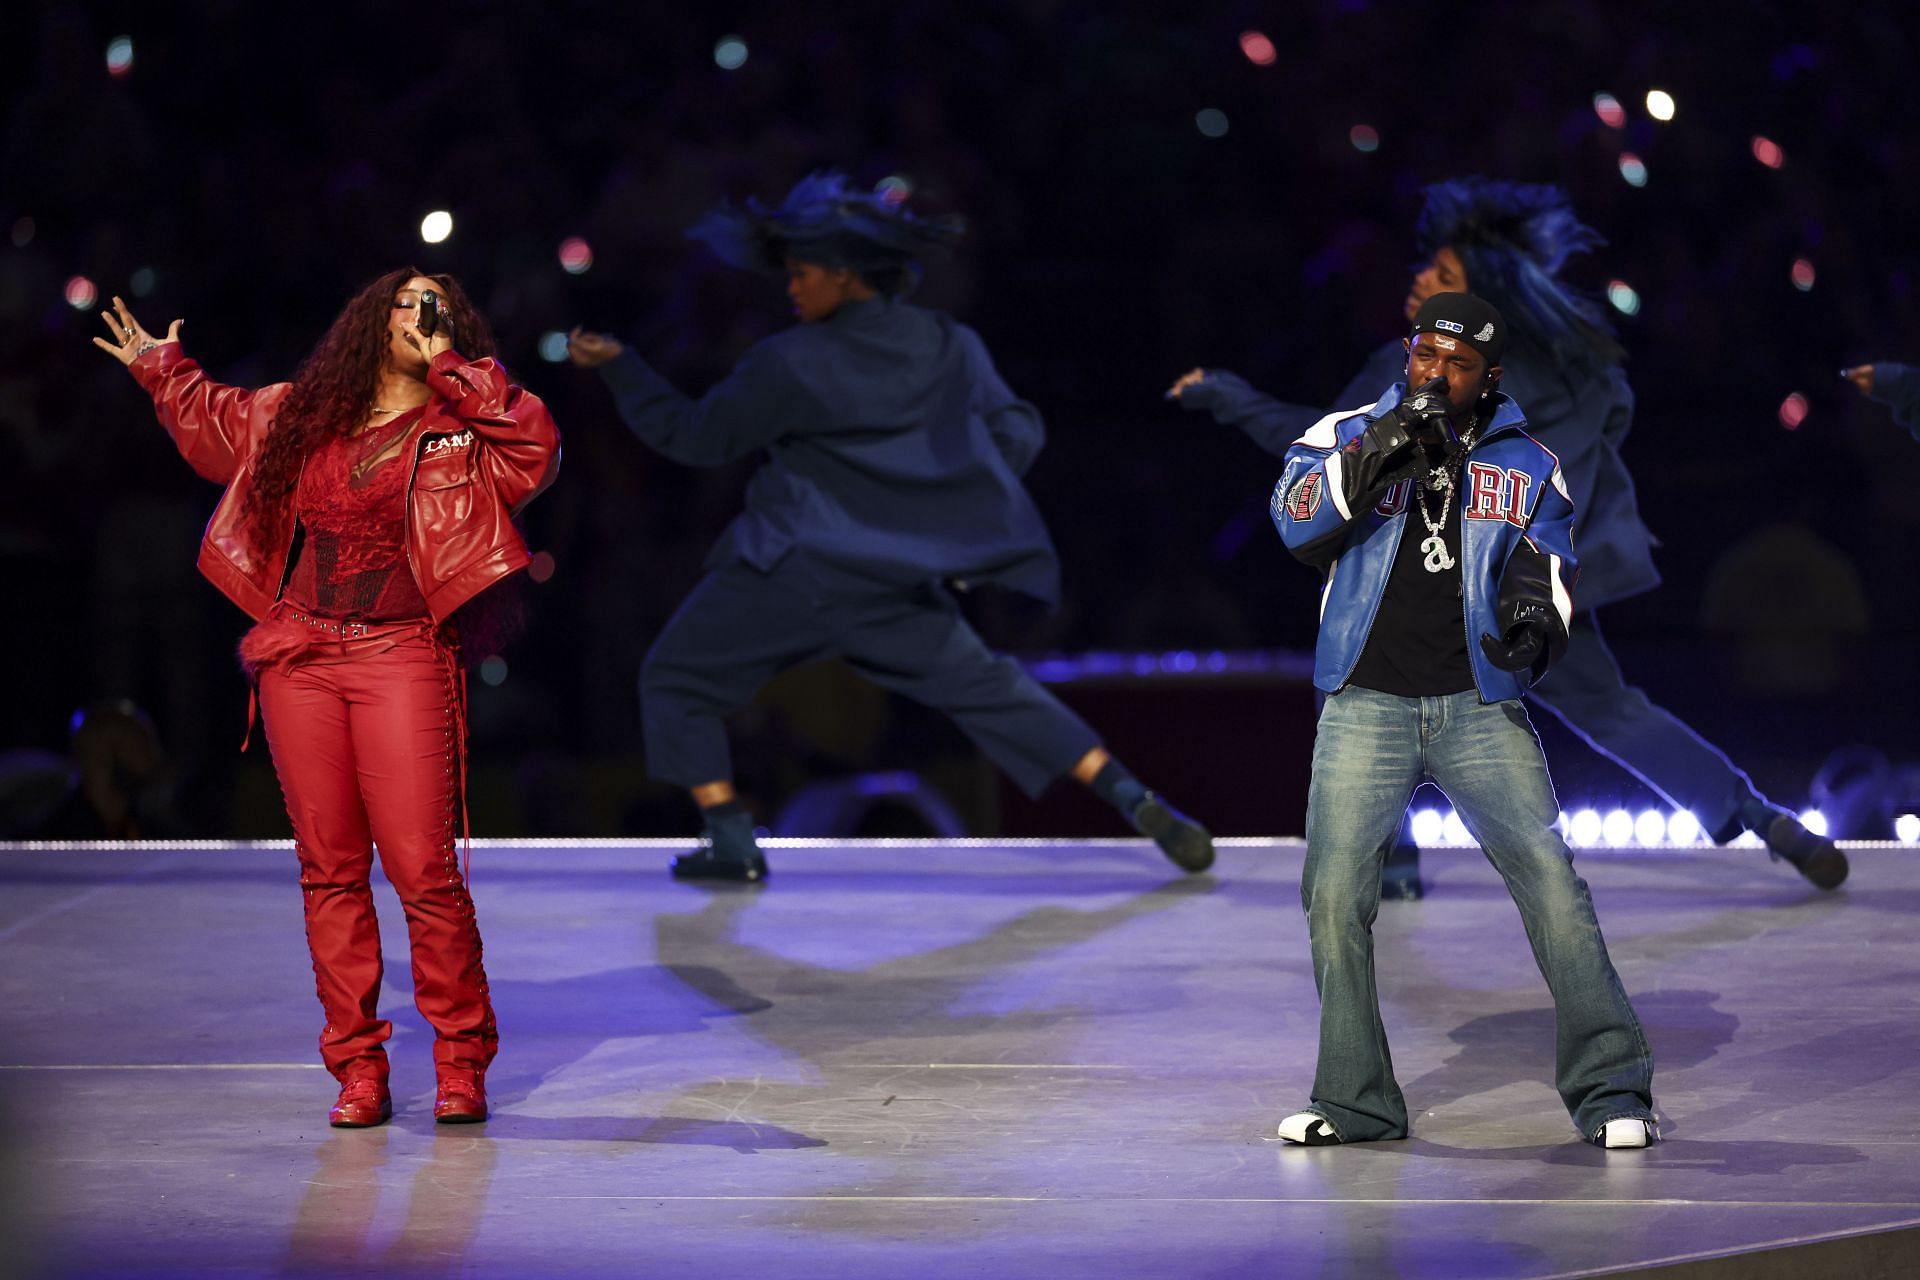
[1618,152,1648,187]
[1606,279,1641,315]
[1897,814,1920,844]
[1778,391,1808,429]
[1195,108,1229,138]
[1668,811,1703,844]
[64,276,97,310]
[527,550,557,584]
[1238,31,1277,66]
[105,36,134,78]
[1602,809,1635,845]
[714,36,749,70]
[1591,92,1627,128]
[538,331,570,363]
[1634,810,1667,845]
[11,217,34,248]
[1800,809,1828,836]
[1790,256,1815,290]
[875,175,912,205]
[479,656,509,687]
[129,267,157,297]
[1349,124,1379,153]
[558,236,593,274]
[1750,135,1785,169]
[419,210,453,244]
[1442,810,1470,845]
[1645,89,1676,121]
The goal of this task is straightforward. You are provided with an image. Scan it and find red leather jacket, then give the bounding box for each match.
[132,342,560,622]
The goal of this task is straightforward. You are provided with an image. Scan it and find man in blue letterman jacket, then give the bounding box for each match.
[1271,294,1657,1150]
[1174,179,1846,895]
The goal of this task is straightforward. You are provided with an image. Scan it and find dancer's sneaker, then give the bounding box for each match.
[1763,814,1848,890]
[1131,792,1215,873]
[434,1074,488,1124]
[1276,1112,1342,1145]
[1596,1118,1652,1149]
[328,1077,392,1129]
[672,811,769,883]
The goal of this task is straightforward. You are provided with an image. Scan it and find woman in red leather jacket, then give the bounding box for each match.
[93,269,560,1129]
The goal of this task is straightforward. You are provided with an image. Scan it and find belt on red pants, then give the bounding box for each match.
[240,608,475,879]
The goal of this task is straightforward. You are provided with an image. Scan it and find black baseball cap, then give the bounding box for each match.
[1410,292,1507,367]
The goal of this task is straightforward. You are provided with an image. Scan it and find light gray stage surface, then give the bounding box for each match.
[2,838,1917,1279]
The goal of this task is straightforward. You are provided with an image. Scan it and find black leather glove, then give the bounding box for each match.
[1347,380,1446,482]
[1478,600,1553,673]
[1397,377,1458,445]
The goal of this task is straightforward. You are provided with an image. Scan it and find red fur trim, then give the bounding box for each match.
[237,618,316,681]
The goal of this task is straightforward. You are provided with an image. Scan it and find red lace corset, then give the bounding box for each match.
[284,408,430,620]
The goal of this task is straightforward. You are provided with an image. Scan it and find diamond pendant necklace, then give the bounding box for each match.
[1413,417,1478,574]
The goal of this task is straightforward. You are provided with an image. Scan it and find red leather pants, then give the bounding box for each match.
[257,625,497,1084]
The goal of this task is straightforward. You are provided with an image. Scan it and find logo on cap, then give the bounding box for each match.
[1474,322,1495,342]
[1435,319,1465,333]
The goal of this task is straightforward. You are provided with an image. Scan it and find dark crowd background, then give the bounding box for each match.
[2,1,1916,840]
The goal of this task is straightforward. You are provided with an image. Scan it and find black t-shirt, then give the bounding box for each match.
[1347,465,1475,697]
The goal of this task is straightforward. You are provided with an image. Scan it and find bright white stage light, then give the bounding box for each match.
[1602,809,1635,846]
[1634,810,1666,846]
[1410,810,1445,846]
[420,210,453,244]
[1668,810,1702,844]
[1442,810,1470,845]
[1895,813,1920,844]
[1569,809,1603,847]
[1646,89,1676,121]
[1799,809,1828,837]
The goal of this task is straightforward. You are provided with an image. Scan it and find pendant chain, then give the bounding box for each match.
[1413,414,1478,574]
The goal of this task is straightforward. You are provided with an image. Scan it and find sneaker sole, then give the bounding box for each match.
[671,856,768,883]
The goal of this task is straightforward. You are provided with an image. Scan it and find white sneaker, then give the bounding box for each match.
[1599,1118,1650,1149]
[1277,1112,1341,1145]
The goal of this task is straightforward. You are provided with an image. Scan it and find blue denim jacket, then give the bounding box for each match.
[598,296,1062,604]
[1272,382,1579,702]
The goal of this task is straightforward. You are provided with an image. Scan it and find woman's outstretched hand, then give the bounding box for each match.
[566,327,623,368]
[91,296,182,367]
[1164,367,1207,400]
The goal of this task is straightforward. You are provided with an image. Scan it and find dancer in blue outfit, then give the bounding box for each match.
[570,173,1214,882]
[1172,178,1845,893]
[1271,291,1656,1149]
[1843,362,1920,438]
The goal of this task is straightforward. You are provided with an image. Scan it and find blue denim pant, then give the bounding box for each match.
[641,554,1100,797]
[1302,686,1655,1141]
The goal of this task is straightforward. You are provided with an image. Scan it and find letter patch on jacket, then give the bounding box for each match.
[1374,479,1410,516]
[423,430,476,456]
[1285,472,1324,522]
[1464,461,1533,526]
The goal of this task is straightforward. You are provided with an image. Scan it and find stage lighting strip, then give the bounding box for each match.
[1,838,1914,852]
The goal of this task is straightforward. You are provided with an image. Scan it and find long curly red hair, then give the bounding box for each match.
[240,267,497,551]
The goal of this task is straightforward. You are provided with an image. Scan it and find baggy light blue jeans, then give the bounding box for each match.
[1301,686,1655,1141]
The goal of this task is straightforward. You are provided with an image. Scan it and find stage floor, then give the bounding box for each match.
[3,837,1918,1279]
